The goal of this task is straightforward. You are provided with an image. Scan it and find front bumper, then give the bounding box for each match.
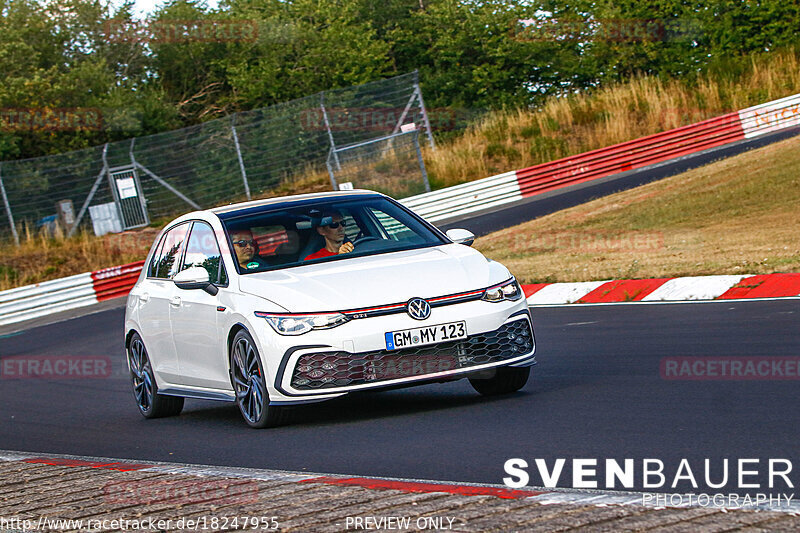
[273,311,535,397]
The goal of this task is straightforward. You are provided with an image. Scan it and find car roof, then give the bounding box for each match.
[211,190,387,220]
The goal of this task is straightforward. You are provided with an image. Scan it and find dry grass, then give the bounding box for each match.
[474,135,800,284]
[425,48,800,187]
[0,224,159,291]
[3,49,800,290]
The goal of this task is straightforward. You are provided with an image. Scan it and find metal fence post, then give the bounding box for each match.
[0,164,20,245]
[69,143,109,237]
[392,88,420,136]
[414,70,436,150]
[326,156,338,191]
[128,138,150,226]
[321,92,341,171]
[413,131,431,192]
[231,115,251,200]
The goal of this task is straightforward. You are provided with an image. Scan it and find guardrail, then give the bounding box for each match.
[401,93,800,223]
[0,262,144,326]
[92,261,145,302]
[2,92,800,326]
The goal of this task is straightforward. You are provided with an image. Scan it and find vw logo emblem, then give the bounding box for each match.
[406,298,431,320]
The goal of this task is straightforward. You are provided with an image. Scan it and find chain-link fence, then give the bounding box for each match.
[327,129,431,199]
[0,71,434,244]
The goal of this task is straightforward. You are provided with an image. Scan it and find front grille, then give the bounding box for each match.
[290,318,533,391]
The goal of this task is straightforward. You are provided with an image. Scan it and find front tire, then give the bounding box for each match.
[469,366,530,396]
[128,333,184,418]
[230,329,288,428]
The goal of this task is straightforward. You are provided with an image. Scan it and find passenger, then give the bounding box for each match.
[230,229,269,271]
[304,211,354,260]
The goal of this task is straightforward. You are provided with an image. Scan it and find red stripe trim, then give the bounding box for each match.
[344,303,406,314]
[24,457,152,471]
[255,311,345,318]
[428,290,484,302]
[276,288,489,318]
[299,476,542,499]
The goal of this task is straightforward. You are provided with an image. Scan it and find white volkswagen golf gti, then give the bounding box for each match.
[125,190,536,427]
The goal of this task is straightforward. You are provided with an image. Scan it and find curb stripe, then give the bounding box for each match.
[24,457,153,471]
[641,275,748,302]
[523,272,800,306]
[5,451,800,513]
[521,283,549,298]
[578,278,672,303]
[299,476,543,499]
[717,273,800,299]
[525,280,608,306]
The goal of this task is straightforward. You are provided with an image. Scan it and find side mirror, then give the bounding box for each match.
[445,228,475,247]
[174,267,219,296]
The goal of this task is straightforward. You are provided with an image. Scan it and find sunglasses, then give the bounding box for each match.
[232,239,256,247]
[324,221,347,229]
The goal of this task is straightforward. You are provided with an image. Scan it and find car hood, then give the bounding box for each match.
[238,244,510,312]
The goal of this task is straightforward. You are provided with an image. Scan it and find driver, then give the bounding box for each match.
[303,210,354,260]
[230,228,269,270]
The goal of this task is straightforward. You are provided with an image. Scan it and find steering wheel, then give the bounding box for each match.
[352,236,379,247]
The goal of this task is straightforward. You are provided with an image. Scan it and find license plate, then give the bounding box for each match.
[385,321,467,350]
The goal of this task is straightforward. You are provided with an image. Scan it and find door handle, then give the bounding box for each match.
[139,293,150,303]
[170,296,182,307]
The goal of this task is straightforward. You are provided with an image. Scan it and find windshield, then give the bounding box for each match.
[221,197,447,274]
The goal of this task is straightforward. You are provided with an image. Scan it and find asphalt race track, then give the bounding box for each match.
[1,299,797,495]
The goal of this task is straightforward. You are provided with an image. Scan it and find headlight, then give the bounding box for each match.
[255,312,349,335]
[482,278,523,302]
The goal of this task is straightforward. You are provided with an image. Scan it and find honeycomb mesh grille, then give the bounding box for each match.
[290,318,533,390]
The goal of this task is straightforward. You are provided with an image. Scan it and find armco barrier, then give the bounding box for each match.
[514,112,743,198]
[91,261,145,302]
[400,170,521,222]
[0,262,144,326]
[2,92,800,325]
[401,93,800,223]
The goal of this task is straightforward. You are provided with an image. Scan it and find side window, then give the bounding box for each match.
[368,208,416,241]
[180,222,225,285]
[148,234,167,277]
[152,223,189,279]
[252,225,289,257]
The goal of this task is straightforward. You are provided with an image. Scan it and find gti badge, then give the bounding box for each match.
[406,298,431,320]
